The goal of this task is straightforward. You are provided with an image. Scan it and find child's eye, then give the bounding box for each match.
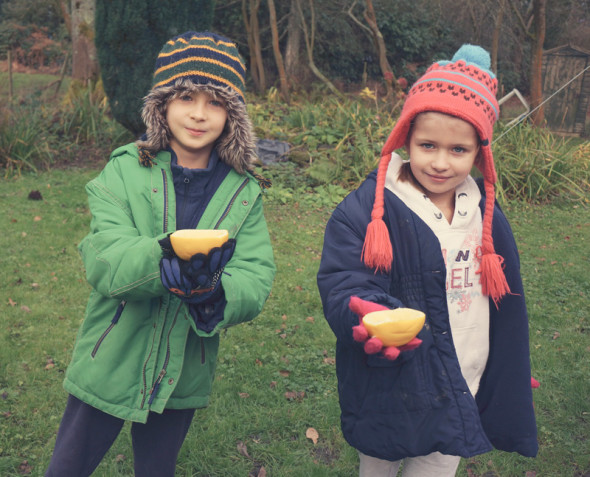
[179,94,193,102]
[209,99,224,107]
[452,146,466,153]
[420,143,435,150]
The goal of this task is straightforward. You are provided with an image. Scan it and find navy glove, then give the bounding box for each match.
[160,239,236,303]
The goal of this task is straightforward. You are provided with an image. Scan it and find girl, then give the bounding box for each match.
[317,45,537,476]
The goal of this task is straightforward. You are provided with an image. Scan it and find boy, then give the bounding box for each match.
[46,31,275,476]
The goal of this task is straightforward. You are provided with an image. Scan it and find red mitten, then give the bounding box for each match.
[349,296,422,360]
[350,296,388,346]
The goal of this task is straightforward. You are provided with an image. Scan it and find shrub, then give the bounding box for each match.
[95,0,216,136]
[0,104,55,174]
[492,122,590,204]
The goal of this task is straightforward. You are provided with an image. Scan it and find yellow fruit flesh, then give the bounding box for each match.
[362,308,425,347]
[170,229,229,260]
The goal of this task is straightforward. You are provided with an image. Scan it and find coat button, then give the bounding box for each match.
[168,378,174,385]
[242,200,249,206]
[152,188,158,193]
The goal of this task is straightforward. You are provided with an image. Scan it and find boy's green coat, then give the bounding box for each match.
[64,144,276,423]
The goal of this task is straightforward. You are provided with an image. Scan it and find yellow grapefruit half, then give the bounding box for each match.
[170,229,229,260]
[362,308,425,347]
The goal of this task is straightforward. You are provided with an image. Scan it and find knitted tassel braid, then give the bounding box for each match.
[478,173,510,305]
[362,44,511,304]
[361,152,394,272]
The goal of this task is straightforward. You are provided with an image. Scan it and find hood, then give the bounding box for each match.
[136,79,257,174]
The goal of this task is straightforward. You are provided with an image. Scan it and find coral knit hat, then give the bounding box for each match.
[362,44,510,304]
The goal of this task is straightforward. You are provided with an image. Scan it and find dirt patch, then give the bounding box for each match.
[51,144,110,171]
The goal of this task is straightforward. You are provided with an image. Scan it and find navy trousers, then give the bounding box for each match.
[45,394,195,477]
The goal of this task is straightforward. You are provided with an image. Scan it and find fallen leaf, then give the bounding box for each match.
[323,357,335,365]
[21,305,31,313]
[279,370,290,377]
[306,427,319,444]
[239,392,250,399]
[269,381,277,389]
[33,216,42,222]
[45,358,55,370]
[552,331,560,340]
[284,390,305,401]
[115,454,126,463]
[306,316,315,323]
[18,460,32,475]
[237,441,251,459]
[8,298,17,306]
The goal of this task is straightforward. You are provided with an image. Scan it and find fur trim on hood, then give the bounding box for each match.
[136,79,257,174]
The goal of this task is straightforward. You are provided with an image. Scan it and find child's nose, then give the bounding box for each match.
[189,100,207,120]
[431,152,450,170]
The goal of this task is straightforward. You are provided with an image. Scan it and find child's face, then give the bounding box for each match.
[166,90,228,168]
[406,112,480,209]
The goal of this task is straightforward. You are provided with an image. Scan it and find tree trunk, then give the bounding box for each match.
[8,49,13,102]
[294,0,342,97]
[267,0,290,101]
[71,0,99,83]
[491,0,506,75]
[362,0,397,99]
[530,0,546,126]
[242,0,266,93]
[285,0,305,83]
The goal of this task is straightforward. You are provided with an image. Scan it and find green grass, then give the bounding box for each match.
[0,169,589,476]
[0,72,70,105]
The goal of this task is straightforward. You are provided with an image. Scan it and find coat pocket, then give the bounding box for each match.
[363,350,433,413]
[91,300,127,358]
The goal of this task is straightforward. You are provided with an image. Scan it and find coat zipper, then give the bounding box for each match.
[214,178,249,229]
[91,300,127,358]
[161,169,169,233]
[140,173,169,408]
[147,306,181,405]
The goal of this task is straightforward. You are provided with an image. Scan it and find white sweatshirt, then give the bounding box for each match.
[385,153,490,396]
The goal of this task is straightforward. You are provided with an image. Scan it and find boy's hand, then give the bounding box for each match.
[349,296,422,360]
[160,240,236,303]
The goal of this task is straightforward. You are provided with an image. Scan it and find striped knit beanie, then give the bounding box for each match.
[362,44,510,304]
[153,31,246,102]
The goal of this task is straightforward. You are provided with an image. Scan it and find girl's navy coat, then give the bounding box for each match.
[317,171,538,461]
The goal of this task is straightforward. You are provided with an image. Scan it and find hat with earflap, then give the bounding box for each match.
[362,44,510,304]
[136,31,257,175]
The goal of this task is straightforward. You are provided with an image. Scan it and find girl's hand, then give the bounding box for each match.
[349,296,422,360]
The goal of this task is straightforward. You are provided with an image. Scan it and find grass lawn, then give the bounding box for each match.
[0,167,589,476]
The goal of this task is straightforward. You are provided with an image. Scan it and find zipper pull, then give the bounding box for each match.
[112,300,127,324]
[148,369,166,405]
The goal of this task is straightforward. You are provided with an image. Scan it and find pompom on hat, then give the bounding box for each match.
[362,44,510,304]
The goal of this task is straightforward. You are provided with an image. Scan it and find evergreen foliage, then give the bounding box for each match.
[95,0,215,136]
